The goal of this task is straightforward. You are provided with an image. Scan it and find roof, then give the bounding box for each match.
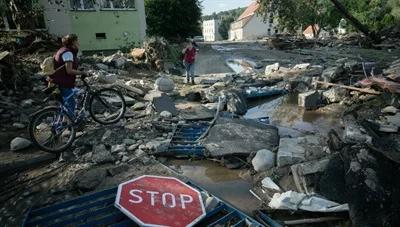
[303,24,320,36]
[237,1,260,21]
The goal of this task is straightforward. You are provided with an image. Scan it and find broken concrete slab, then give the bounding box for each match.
[202,118,279,157]
[179,105,215,120]
[152,94,178,116]
[265,63,280,76]
[298,90,321,109]
[92,144,115,164]
[323,87,348,103]
[342,115,371,144]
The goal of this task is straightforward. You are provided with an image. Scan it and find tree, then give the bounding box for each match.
[0,0,43,30]
[257,0,397,41]
[218,17,234,40]
[145,0,202,41]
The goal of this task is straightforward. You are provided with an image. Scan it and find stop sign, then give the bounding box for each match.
[115,175,206,227]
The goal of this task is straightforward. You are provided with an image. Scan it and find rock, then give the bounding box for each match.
[146,139,170,153]
[343,115,371,144]
[132,102,146,110]
[95,71,117,84]
[21,99,34,108]
[180,105,215,121]
[121,155,130,162]
[252,149,276,172]
[185,92,202,102]
[96,63,109,70]
[12,123,26,129]
[92,144,114,164]
[298,90,321,109]
[265,63,280,76]
[203,118,279,157]
[277,137,306,167]
[101,130,112,143]
[293,63,310,70]
[74,168,107,192]
[103,52,127,69]
[152,94,178,116]
[107,164,129,177]
[128,144,139,151]
[321,66,345,83]
[224,90,248,115]
[10,137,31,151]
[131,48,145,60]
[123,139,136,146]
[382,106,398,114]
[155,75,175,93]
[322,87,348,103]
[160,111,172,119]
[111,144,126,154]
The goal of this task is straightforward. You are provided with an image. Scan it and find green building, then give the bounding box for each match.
[40,0,147,51]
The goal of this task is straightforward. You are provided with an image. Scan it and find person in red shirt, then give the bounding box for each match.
[182,41,197,84]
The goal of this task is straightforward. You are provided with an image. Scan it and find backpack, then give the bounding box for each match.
[40,56,56,76]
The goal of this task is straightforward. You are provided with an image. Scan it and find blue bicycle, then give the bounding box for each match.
[29,76,126,153]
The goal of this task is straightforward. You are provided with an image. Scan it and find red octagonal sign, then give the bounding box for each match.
[115,175,206,227]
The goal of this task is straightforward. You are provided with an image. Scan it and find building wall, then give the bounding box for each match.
[229,13,279,41]
[40,0,73,37]
[202,19,222,42]
[41,0,146,51]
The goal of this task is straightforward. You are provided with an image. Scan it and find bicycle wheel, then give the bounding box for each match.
[29,106,76,154]
[89,88,126,125]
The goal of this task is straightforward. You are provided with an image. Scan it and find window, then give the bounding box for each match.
[101,0,135,9]
[269,18,273,24]
[71,0,95,10]
[96,33,107,39]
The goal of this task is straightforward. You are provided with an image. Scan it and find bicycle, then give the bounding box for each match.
[29,75,126,154]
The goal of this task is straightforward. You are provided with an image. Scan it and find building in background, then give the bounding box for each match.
[303,24,330,39]
[229,1,279,41]
[202,19,222,42]
[40,0,147,51]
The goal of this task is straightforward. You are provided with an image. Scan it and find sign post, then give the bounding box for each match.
[115,175,206,227]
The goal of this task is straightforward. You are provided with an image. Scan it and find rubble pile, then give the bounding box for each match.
[143,37,169,71]
[0,30,58,54]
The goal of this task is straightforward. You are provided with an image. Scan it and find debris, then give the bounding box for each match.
[21,99,34,108]
[202,118,279,157]
[103,52,127,69]
[155,75,175,93]
[12,123,26,129]
[252,149,276,172]
[144,37,168,70]
[361,76,400,94]
[381,106,399,114]
[265,63,280,76]
[74,168,107,192]
[261,177,281,191]
[146,139,170,153]
[298,90,321,109]
[277,137,306,167]
[342,115,371,144]
[132,102,146,110]
[114,80,145,96]
[293,63,311,70]
[96,63,109,71]
[315,80,381,95]
[291,158,330,193]
[94,71,117,84]
[321,66,345,83]
[131,48,146,60]
[160,110,172,119]
[111,144,126,154]
[152,94,178,116]
[245,86,286,99]
[179,105,215,121]
[224,90,248,115]
[269,191,349,212]
[322,87,348,103]
[10,137,31,151]
[92,144,115,164]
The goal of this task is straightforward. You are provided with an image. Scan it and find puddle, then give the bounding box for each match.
[226,58,261,74]
[167,160,261,215]
[245,94,344,137]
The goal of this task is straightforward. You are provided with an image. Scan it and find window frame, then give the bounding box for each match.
[70,0,96,11]
[100,0,136,11]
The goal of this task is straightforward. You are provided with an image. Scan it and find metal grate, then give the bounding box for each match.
[22,181,265,227]
[166,123,209,157]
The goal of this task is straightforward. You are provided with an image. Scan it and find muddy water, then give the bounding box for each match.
[167,160,261,215]
[245,94,344,137]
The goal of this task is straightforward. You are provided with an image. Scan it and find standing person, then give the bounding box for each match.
[51,34,87,120]
[182,40,197,84]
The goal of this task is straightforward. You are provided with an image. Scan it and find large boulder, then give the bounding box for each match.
[203,118,279,157]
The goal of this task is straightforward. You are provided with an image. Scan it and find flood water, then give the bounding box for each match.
[167,160,261,215]
[245,94,344,137]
